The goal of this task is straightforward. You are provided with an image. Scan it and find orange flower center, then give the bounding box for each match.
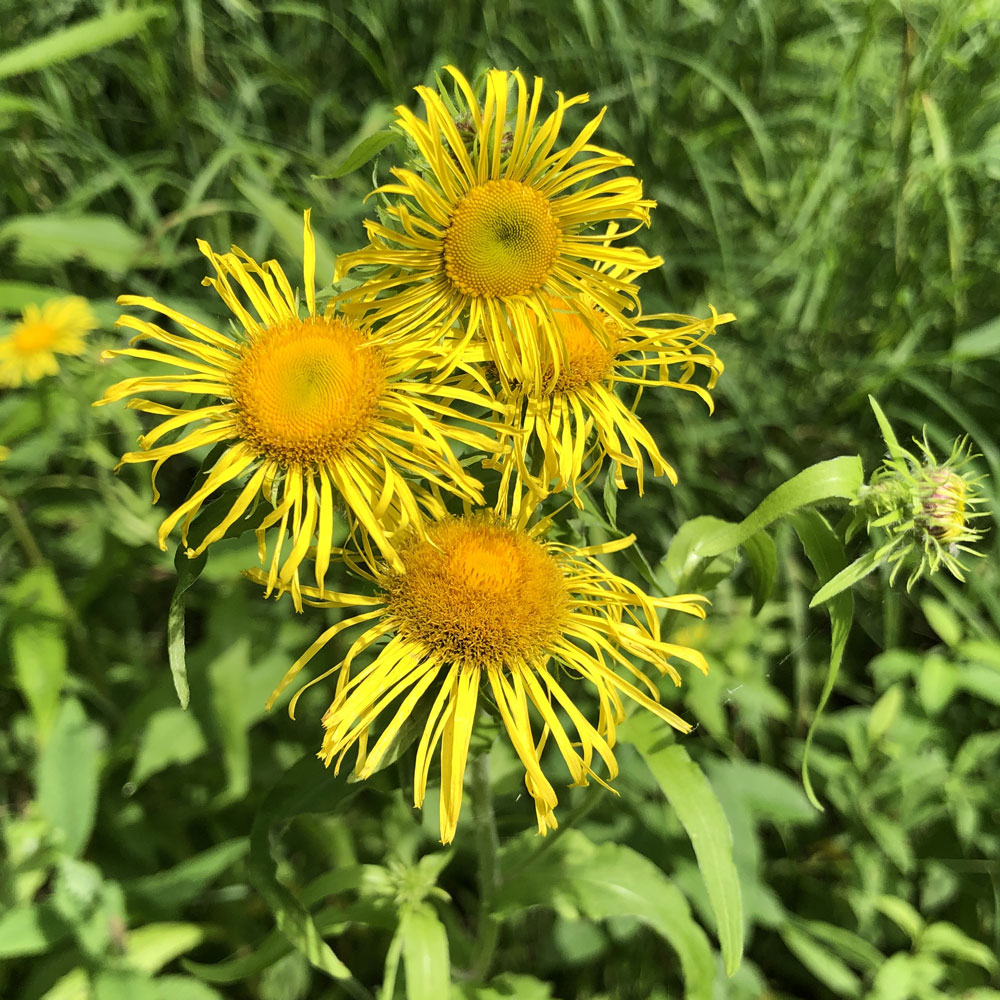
[230,315,386,466]
[540,300,617,394]
[12,321,59,355]
[443,180,560,298]
[385,516,568,669]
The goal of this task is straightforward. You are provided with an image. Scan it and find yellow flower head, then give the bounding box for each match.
[483,292,733,503]
[0,296,97,387]
[259,493,708,843]
[96,211,496,609]
[335,67,663,391]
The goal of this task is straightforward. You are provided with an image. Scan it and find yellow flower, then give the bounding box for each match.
[335,67,662,392]
[483,293,732,503]
[0,296,97,387]
[258,494,708,843]
[96,211,495,609]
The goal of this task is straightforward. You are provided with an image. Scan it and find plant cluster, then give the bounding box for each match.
[2,6,998,1000]
[92,66,732,845]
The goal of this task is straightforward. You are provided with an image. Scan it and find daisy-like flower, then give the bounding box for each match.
[258,493,708,843]
[480,292,732,504]
[0,296,97,387]
[335,66,663,391]
[96,211,497,609]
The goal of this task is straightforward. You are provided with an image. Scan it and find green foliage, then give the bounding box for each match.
[2,2,998,999]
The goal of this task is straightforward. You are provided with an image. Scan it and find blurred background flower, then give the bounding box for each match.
[0,296,97,387]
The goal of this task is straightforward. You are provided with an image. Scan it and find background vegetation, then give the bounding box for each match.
[1,2,998,998]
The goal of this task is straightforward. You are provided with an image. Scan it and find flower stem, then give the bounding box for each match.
[0,481,46,567]
[466,752,500,982]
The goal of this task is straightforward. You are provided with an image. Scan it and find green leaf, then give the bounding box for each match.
[184,868,374,984]
[184,930,292,984]
[99,972,226,1000]
[809,538,898,608]
[0,281,69,310]
[959,663,1000,706]
[0,8,167,79]
[917,655,960,716]
[795,919,884,973]
[922,93,966,316]
[259,953,312,1000]
[664,514,733,586]
[952,314,1000,360]
[622,712,743,977]
[665,458,863,600]
[496,830,715,1000]
[317,129,402,179]
[399,903,450,1000]
[867,684,904,744]
[711,760,815,825]
[920,597,963,648]
[128,922,211,972]
[0,904,70,958]
[50,858,126,960]
[126,838,248,911]
[920,921,999,971]
[953,731,1000,777]
[93,970,160,1000]
[872,895,923,941]
[602,468,619,530]
[868,953,944,1000]
[131,707,208,787]
[150,978,226,1000]
[7,565,67,742]
[455,974,555,999]
[789,510,854,809]
[0,93,43,118]
[0,213,148,276]
[742,530,777,614]
[867,396,904,464]
[36,699,103,857]
[167,548,208,709]
[248,757,366,991]
[779,924,862,997]
[692,457,864,560]
[208,637,254,802]
[44,924,209,1000]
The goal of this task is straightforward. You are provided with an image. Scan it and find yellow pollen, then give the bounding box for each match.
[230,315,386,466]
[12,321,59,355]
[443,180,560,298]
[542,300,617,394]
[385,516,569,669]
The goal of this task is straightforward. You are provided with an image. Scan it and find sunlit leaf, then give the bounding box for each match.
[36,699,103,857]
[400,903,450,1000]
[0,8,167,79]
[495,829,715,1000]
[623,712,743,977]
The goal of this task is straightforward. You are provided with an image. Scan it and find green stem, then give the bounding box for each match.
[0,480,46,568]
[465,752,500,982]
